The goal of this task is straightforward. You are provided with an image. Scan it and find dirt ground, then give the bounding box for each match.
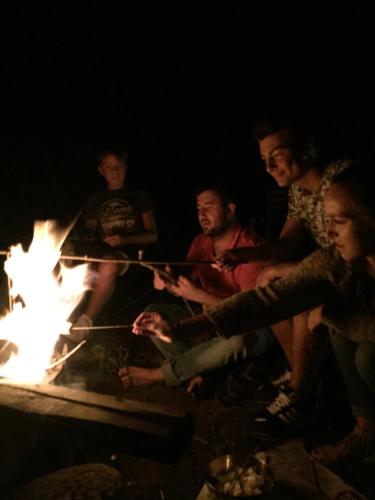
[48,286,368,500]
[54,327,252,500]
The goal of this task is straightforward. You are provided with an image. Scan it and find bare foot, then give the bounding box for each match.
[118,366,163,390]
[186,375,204,395]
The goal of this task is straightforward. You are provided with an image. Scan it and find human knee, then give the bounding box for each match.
[223,335,248,359]
[227,335,246,349]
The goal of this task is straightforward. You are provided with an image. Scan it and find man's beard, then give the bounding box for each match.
[202,220,231,238]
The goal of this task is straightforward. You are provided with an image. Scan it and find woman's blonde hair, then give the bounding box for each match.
[332,166,375,251]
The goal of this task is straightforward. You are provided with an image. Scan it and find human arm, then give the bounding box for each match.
[84,217,99,240]
[213,218,310,270]
[132,311,216,343]
[208,248,340,337]
[167,275,225,307]
[133,248,340,344]
[82,193,101,240]
[255,261,300,287]
[175,234,230,307]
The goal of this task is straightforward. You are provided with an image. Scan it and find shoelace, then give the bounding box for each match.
[272,369,291,387]
[254,391,295,423]
[266,391,293,415]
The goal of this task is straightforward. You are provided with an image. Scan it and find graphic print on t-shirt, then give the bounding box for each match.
[98,198,142,236]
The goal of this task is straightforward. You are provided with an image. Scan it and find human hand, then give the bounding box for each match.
[211,249,240,271]
[132,312,174,343]
[153,271,166,290]
[169,275,200,301]
[153,265,174,290]
[103,234,123,247]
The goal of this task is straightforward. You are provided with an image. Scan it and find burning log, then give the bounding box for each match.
[0,381,192,463]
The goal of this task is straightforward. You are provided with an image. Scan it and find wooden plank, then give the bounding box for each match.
[0,380,185,418]
[0,381,193,462]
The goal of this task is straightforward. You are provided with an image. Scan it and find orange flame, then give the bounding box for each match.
[0,221,90,384]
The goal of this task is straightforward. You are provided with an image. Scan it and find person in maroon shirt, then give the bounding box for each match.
[119,184,274,391]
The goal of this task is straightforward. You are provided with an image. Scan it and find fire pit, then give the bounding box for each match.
[0,221,192,467]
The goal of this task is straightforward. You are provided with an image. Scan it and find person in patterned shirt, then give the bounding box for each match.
[213,117,351,435]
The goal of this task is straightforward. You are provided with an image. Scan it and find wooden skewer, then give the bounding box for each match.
[137,260,195,317]
[138,261,177,285]
[70,324,133,331]
[47,340,86,369]
[59,254,213,266]
[2,249,213,266]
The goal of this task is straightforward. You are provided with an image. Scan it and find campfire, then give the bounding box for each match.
[0,221,192,464]
[0,220,90,384]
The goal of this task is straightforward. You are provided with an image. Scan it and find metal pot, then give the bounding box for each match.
[206,453,274,498]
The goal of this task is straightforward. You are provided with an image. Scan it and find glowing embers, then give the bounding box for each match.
[0,221,90,384]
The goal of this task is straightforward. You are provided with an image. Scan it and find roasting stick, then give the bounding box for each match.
[2,244,210,323]
[71,324,133,331]
[138,261,178,285]
[59,254,213,266]
[62,251,200,317]
[47,340,87,370]
[66,210,83,235]
[137,254,196,317]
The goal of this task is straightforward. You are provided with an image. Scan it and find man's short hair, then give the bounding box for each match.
[253,116,296,142]
[253,116,319,162]
[331,165,375,249]
[195,183,237,206]
[96,147,129,165]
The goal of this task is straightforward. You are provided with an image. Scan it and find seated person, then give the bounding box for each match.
[119,184,274,391]
[68,147,158,341]
[213,117,352,432]
[131,166,375,465]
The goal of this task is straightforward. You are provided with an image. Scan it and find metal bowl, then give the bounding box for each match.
[206,453,274,498]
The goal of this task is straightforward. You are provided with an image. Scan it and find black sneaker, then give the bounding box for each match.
[256,368,292,404]
[251,387,315,439]
[272,368,292,387]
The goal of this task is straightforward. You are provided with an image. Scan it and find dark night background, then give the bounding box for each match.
[2,0,375,258]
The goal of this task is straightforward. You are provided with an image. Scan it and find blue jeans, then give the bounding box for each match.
[145,303,274,386]
[330,330,375,420]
